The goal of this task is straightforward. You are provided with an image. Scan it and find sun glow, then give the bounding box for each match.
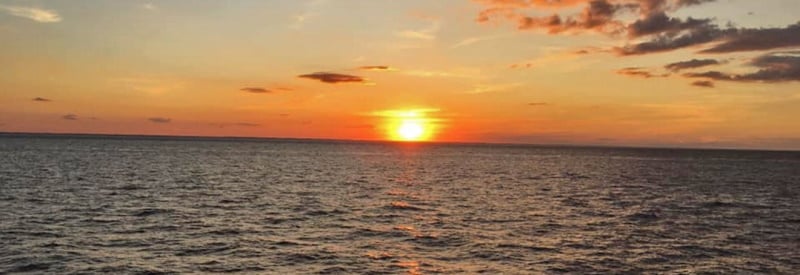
[375,108,439,142]
[396,120,425,141]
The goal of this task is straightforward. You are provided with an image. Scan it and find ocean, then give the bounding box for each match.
[1,135,798,274]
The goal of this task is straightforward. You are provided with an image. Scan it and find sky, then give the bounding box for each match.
[1,0,799,150]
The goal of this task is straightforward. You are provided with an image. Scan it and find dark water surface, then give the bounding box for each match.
[1,136,799,274]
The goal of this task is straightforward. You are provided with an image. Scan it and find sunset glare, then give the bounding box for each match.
[378,109,436,142]
[396,120,425,141]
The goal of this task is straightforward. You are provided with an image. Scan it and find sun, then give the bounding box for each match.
[375,108,438,142]
[396,120,425,141]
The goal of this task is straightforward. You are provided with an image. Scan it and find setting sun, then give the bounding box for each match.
[396,120,425,141]
[374,109,439,142]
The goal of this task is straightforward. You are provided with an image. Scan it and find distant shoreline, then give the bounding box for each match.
[1,131,798,153]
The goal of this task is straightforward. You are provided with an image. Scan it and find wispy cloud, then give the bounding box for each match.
[684,52,800,83]
[509,48,592,71]
[62,114,78,120]
[616,67,669,78]
[112,77,185,95]
[143,3,157,11]
[691,80,715,88]
[358,66,397,72]
[298,72,366,84]
[241,87,271,94]
[466,83,523,94]
[665,59,720,72]
[528,102,550,106]
[396,19,440,40]
[148,117,171,123]
[700,23,800,54]
[290,0,328,29]
[0,5,61,23]
[402,68,480,78]
[452,33,514,48]
[211,122,260,128]
[33,97,51,102]
[616,23,800,56]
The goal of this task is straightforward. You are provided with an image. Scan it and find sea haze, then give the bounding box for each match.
[1,135,799,273]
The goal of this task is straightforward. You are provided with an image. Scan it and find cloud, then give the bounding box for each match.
[143,3,157,11]
[211,122,260,128]
[358,66,396,72]
[148,117,171,123]
[112,77,185,95]
[403,69,474,78]
[665,59,720,72]
[691,80,715,88]
[614,26,727,55]
[396,19,440,40]
[616,67,668,78]
[617,22,800,56]
[33,97,51,102]
[62,114,78,120]
[626,12,711,38]
[0,5,61,23]
[298,72,366,84]
[700,23,800,54]
[475,0,800,57]
[241,87,271,93]
[476,0,719,36]
[466,83,524,94]
[515,0,626,34]
[684,52,800,83]
[452,33,514,48]
[528,102,549,106]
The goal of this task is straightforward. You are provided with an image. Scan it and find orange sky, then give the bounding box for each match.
[1,0,800,149]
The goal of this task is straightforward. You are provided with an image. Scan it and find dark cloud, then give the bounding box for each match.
[627,12,711,37]
[574,49,591,54]
[241,87,271,93]
[684,53,800,83]
[615,26,728,55]
[665,59,720,72]
[148,117,171,123]
[618,22,800,56]
[691,80,715,87]
[62,114,78,120]
[479,0,720,37]
[477,0,800,58]
[700,23,800,53]
[675,0,716,7]
[298,72,365,84]
[683,71,730,80]
[33,97,51,102]
[616,67,668,78]
[517,0,625,34]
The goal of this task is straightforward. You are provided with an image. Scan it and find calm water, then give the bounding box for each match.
[1,135,799,274]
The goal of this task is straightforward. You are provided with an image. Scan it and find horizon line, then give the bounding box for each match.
[1,131,798,153]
